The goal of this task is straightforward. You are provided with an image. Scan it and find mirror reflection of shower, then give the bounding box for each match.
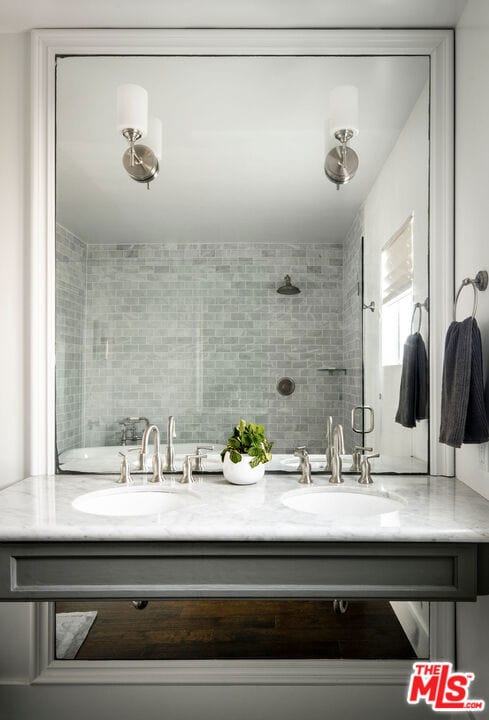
[277,275,301,295]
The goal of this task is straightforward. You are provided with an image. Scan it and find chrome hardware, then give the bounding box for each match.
[132,601,149,610]
[119,416,150,445]
[358,453,380,485]
[410,299,428,335]
[329,424,345,484]
[325,416,334,471]
[195,445,214,473]
[163,416,177,472]
[140,424,165,483]
[351,405,375,434]
[180,454,206,485]
[116,448,139,484]
[453,270,488,321]
[350,446,373,472]
[294,446,312,484]
[333,599,349,615]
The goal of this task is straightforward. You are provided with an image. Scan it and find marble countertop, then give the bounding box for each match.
[1,473,489,542]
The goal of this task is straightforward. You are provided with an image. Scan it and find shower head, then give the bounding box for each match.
[277,275,301,295]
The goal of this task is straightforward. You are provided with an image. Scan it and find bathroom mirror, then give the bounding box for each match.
[55,53,429,474]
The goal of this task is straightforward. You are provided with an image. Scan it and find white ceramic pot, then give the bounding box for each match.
[222,452,266,485]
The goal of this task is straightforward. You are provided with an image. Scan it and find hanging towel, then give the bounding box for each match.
[439,317,489,448]
[395,333,428,428]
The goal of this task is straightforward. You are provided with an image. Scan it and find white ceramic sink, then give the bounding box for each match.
[72,485,199,517]
[281,487,405,519]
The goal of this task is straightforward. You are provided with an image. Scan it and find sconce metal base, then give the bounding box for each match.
[324,144,359,188]
[122,144,159,185]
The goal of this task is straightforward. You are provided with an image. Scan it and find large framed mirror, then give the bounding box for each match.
[29,30,452,478]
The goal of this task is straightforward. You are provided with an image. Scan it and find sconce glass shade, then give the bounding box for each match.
[116,84,148,137]
[329,85,359,137]
[147,116,162,160]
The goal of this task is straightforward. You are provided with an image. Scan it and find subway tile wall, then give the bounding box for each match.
[341,210,364,453]
[55,225,87,455]
[56,228,362,456]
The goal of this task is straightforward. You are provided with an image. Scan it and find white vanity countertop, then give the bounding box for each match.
[1,473,489,542]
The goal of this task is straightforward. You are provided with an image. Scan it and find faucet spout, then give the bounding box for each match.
[140,424,164,483]
[325,416,334,470]
[163,415,176,472]
[329,424,345,484]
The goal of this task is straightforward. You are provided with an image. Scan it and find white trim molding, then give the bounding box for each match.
[31,601,455,685]
[29,28,455,687]
[30,27,454,477]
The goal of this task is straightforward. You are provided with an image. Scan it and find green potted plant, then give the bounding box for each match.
[221,420,273,484]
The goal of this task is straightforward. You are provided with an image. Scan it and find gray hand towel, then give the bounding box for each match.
[395,333,428,428]
[439,317,489,448]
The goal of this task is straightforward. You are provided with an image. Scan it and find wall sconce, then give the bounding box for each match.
[117,84,162,189]
[324,85,359,190]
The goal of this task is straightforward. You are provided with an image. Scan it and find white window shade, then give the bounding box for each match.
[381,216,414,305]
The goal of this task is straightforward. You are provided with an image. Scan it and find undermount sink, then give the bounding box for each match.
[72,485,199,517]
[281,486,405,519]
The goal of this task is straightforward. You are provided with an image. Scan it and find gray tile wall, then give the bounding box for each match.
[56,235,363,457]
[55,225,87,454]
[341,212,364,453]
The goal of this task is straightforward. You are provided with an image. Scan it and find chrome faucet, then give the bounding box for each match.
[325,416,334,470]
[140,424,164,483]
[358,453,380,485]
[163,415,176,472]
[329,424,345,484]
[195,445,214,473]
[294,446,313,484]
[350,446,373,472]
[116,448,141,484]
[180,453,207,485]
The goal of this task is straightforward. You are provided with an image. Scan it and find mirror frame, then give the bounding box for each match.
[29,28,454,477]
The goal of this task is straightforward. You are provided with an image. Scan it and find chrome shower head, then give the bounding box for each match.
[277,275,301,295]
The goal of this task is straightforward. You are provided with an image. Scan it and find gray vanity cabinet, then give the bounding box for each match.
[0,541,485,601]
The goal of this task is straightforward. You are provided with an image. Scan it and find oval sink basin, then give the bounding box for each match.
[281,487,405,519]
[72,485,199,517]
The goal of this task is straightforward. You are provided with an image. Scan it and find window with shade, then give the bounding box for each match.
[381,216,414,366]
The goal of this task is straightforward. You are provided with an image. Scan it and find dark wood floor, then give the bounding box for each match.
[56,600,416,661]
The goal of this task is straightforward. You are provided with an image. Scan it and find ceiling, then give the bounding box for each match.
[57,55,429,245]
[0,0,467,33]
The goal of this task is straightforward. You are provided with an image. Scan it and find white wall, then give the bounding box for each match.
[0,32,38,690]
[455,0,489,705]
[0,32,28,490]
[362,83,429,463]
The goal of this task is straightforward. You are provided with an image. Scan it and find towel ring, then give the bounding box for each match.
[410,298,428,334]
[453,270,488,321]
[411,303,422,334]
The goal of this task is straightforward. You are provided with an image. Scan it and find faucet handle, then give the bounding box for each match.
[350,446,373,472]
[195,445,214,472]
[294,447,312,484]
[358,453,380,485]
[180,454,205,485]
[117,451,134,484]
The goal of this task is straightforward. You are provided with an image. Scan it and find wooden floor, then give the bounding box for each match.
[56,600,416,661]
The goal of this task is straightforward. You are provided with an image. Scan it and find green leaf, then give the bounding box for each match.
[223,420,273,467]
